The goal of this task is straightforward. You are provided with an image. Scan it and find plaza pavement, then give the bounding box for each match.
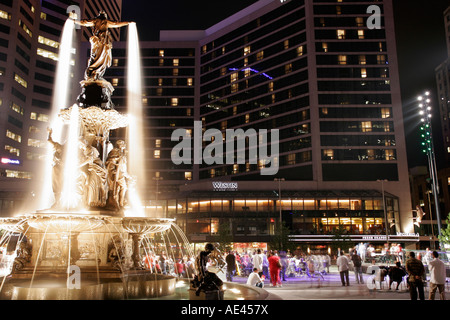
[228,265,447,300]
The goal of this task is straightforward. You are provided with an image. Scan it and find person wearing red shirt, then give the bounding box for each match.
[268,251,282,287]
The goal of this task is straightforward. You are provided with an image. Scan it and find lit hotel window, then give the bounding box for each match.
[40,12,46,20]
[256,51,264,61]
[154,150,160,159]
[14,73,27,88]
[323,149,334,160]
[377,55,386,64]
[112,59,119,67]
[284,40,289,49]
[30,112,49,122]
[359,55,366,65]
[19,19,32,38]
[322,43,328,52]
[233,164,239,174]
[171,98,178,106]
[187,78,193,86]
[11,102,23,115]
[38,36,59,49]
[6,130,21,143]
[356,17,364,27]
[385,150,395,160]
[336,6,342,14]
[5,145,20,156]
[297,46,304,56]
[285,63,292,74]
[210,169,215,178]
[244,46,251,56]
[230,72,238,82]
[231,83,238,93]
[173,58,179,66]
[381,108,391,118]
[361,68,367,78]
[0,10,11,21]
[338,55,347,65]
[173,68,179,76]
[159,50,164,57]
[361,121,372,132]
[155,139,161,148]
[4,170,32,179]
[337,30,345,40]
[358,30,365,39]
[112,78,119,86]
[28,138,45,148]
[268,81,274,92]
[185,172,192,180]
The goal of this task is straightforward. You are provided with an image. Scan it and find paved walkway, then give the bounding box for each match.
[227,265,446,300]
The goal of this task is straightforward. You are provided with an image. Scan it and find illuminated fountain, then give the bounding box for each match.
[0,12,193,300]
[0,11,267,301]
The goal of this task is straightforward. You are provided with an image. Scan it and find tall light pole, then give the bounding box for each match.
[153,176,163,215]
[418,91,442,245]
[274,178,285,226]
[274,178,285,250]
[377,179,389,248]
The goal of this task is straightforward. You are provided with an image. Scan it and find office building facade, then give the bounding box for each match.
[104,0,416,251]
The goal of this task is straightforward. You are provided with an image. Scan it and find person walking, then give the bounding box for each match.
[428,251,446,300]
[225,251,236,282]
[337,250,350,286]
[405,251,425,300]
[351,249,364,284]
[268,251,282,287]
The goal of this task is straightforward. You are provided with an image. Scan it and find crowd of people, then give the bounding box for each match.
[336,247,447,300]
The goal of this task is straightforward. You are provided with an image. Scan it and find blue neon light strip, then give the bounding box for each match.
[229,67,273,80]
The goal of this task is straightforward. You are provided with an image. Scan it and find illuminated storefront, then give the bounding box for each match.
[156,189,401,249]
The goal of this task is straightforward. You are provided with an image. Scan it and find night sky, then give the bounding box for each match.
[121,0,450,169]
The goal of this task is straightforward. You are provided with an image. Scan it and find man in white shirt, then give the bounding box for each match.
[336,250,350,286]
[252,249,263,276]
[247,268,264,288]
[428,251,446,300]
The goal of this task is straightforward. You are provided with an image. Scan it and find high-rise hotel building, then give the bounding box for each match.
[0,0,122,215]
[1,0,417,250]
[103,0,416,250]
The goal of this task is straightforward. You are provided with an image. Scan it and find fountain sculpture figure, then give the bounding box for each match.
[0,11,191,300]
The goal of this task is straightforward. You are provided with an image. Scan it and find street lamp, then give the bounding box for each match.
[377,179,389,247]
[274,178,285,250]
[418,91,442,246]
[153,176,163,215]
[274,178,285,226]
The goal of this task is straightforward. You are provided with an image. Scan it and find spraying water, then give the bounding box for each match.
[126,22,146,217]
[60,104,80,210]
[38,19,76,210]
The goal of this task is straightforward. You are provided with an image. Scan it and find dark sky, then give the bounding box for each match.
[121,0,450,169]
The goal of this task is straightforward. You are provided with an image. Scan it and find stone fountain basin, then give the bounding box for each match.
[3,273,176,300]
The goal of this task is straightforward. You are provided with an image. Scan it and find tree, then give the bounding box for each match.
[438,213,450,249]
[216,220,233,253]
[269,221,296,252]
[330,226,354,255]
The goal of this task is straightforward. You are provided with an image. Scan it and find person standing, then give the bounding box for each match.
[268,251,282,287]
[225,251,236,282]
[428,251,446,300]
[351,249,364,284]
[252,249,263,277]
[337,250,350,286]
[405,251,425,300]
[262,251,270,281]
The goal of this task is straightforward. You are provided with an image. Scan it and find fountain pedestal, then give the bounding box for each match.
[77,80,114,109]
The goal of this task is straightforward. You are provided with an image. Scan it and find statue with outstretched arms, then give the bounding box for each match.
[73,11,132,81]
